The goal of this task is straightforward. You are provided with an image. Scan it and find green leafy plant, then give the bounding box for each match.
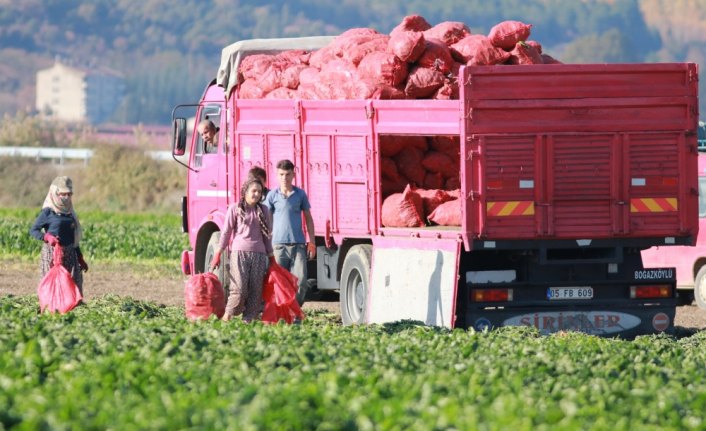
[0,295,705,430]
[0,208,188,261]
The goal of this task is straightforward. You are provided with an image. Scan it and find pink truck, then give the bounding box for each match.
[171,37,699,336]
[642,153,706,310]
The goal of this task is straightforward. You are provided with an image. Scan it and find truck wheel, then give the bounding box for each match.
[340,244,372,325]
[206,232,229,297]
[694,266,706,310]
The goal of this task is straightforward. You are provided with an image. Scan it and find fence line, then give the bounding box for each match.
[0,146,172,165]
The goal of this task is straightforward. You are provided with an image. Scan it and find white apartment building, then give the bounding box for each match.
[36,60,124,124]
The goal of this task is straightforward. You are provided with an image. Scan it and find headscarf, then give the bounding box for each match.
[42,176,82,246]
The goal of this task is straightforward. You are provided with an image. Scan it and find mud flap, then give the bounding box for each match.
[368,237,461,328]
[470,305,676,338]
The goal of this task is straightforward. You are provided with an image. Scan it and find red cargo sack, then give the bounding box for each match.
[416,38,454,73]
[405,66,446,99]
[184,272,226,321]
[37,245,82,314]
[509,42,543,65]
[428,198,462,226]
[390,15,432,37]
[488,20,532,50]
[381,184,425,227]
[388,30,426,63]
[450,35,511,66]
[358,51,408,87]
[423,21,471,46]
[415,188,455,216]
[262,262,305,324]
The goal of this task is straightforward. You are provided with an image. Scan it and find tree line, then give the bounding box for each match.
[0,0,703,124]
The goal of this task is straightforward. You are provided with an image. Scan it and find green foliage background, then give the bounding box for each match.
[0,111,185,213]
[0,208,188,262]
[1,295,705,430]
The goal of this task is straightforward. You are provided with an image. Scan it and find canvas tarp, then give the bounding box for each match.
[216,36,335,99]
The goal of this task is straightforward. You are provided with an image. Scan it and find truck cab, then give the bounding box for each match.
[172,82,228,281]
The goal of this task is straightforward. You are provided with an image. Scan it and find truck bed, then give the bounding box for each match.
[230,63,698,252]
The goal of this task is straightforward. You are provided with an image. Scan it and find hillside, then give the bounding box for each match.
[0,0,704,124]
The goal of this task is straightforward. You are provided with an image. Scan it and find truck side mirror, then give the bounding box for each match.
[172,118,187,156]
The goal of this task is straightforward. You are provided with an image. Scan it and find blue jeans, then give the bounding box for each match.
[273,243,308,305]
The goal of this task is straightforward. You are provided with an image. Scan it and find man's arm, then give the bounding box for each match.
[303,209,316,259]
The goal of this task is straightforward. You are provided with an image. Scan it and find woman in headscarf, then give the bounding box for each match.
[210,177,274,322]
[29,176,88,294]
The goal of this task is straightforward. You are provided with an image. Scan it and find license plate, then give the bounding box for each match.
[547,287,593,300]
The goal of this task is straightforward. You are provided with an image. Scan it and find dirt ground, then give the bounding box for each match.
[2,258,706,332]
[0,258,341,314]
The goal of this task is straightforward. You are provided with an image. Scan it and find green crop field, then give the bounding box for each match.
[3,208,706,429]
[0,208,188,265]
[1,295,705,430]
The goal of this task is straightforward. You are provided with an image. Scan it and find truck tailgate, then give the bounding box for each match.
[459,63,699,248]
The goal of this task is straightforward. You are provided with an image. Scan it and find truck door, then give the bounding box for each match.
[189,104,226,228]
[368,237,462,328]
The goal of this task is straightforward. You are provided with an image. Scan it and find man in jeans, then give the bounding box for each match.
[265,159,316,306]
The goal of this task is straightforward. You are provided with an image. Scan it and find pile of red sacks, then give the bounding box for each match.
[380,134,460,195]
[378,134,463,227]
[381,184,462,228]
[238,16,560,101]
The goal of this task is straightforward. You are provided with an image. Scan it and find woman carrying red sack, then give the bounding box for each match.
[211,177,274,322]
[29,176,88,295]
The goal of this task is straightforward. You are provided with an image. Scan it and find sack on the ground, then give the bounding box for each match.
[184,272,226,321]
[37,245,82,314]
[262,262,305,324]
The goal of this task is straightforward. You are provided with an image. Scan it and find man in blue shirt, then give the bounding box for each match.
[265,159,316,306]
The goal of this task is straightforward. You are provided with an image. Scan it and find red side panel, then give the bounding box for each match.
[480,134,538,239]
[465,63,697,134]
[459,63,699,244]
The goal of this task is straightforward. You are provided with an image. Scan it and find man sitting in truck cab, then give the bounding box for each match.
[197,120,219,154]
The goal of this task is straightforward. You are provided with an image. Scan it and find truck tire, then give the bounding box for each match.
[206,231,229,297]
[340,244,372,325]
[694,266,706,310]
